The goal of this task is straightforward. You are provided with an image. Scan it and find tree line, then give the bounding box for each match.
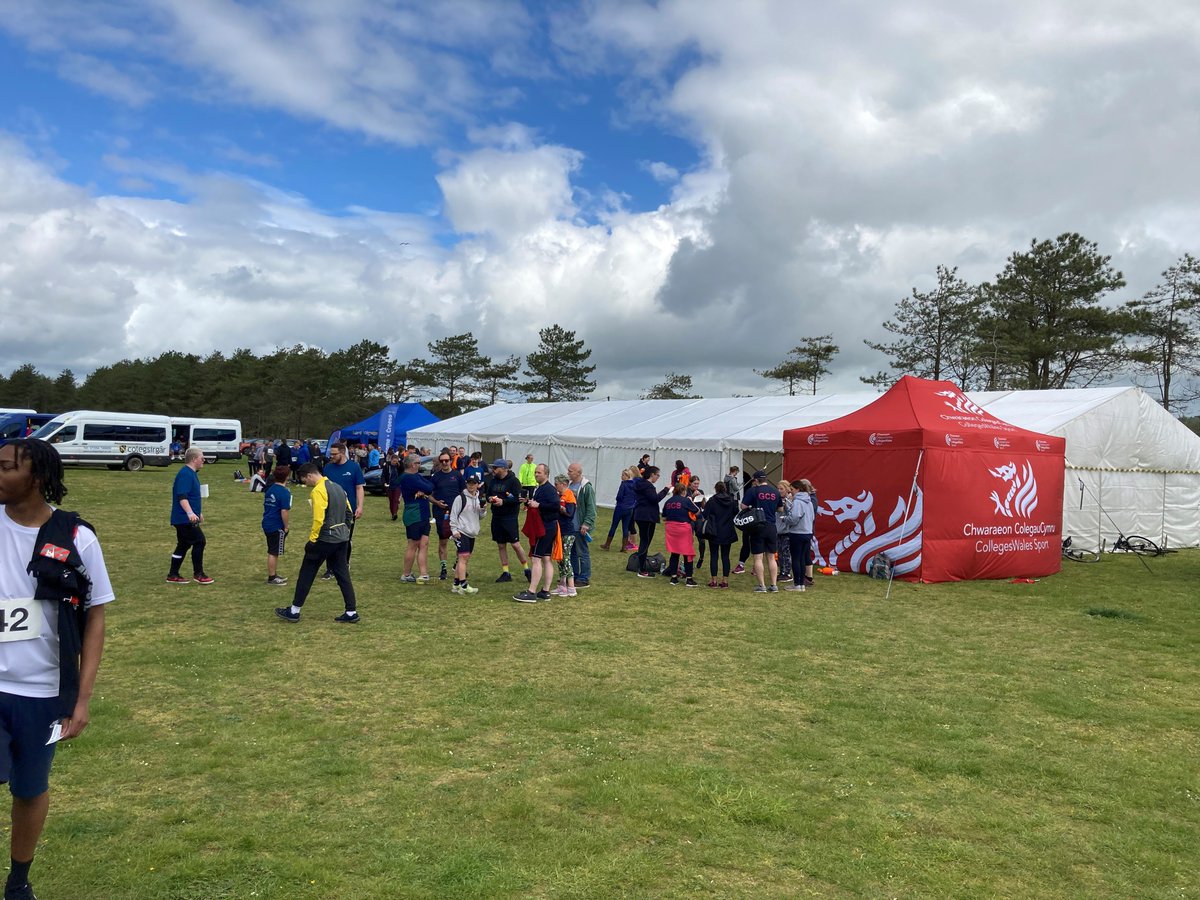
[754,233,1200,414]
[0,326,596,438]
[3,232,1197,431]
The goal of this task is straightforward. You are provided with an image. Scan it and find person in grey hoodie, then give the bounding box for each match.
[782,479,816,592]
[449,475,488,595]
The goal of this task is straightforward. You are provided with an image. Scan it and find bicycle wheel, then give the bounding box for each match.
[1064,548,1101,563]
[1122,535,1161,556]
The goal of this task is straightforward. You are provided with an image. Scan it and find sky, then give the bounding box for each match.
[1,0,1199,401]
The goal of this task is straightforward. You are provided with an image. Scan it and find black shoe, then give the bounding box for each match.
[321,571,334,581]
[333,612,360,623]
[4,882,37,900]
[274,607,300,623]
[391,513,398,521]
[512,590,538,603]
[266,575,288,586]
[575,578,590,588]
[495,572,513,583]
[670,576,679,585]
[536,590,551,601]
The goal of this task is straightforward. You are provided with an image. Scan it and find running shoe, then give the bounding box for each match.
[333,612,360,623]
[166,575,189,585]
[274,607,300,623]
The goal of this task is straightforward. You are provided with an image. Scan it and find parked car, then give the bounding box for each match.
[364,466,386,495]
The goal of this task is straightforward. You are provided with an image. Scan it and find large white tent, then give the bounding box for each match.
[408,387,1200,550]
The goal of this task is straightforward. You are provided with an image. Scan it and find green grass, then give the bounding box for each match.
[26,465,1200,898]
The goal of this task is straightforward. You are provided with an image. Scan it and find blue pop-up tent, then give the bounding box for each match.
[329,403,439,454]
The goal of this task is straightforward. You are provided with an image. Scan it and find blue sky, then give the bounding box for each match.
[1,1,1199,400]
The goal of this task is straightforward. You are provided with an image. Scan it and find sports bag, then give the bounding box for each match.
[733,507,766,529]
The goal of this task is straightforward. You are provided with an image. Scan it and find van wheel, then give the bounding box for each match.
[125,455,145,472]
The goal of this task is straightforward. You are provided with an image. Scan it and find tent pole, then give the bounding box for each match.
[885,449,924,601]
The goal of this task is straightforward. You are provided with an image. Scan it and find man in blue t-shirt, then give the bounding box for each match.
[320,441,365,578]
[429,451,465,581]
[167,447,214,584]
[741,470,781,592]
[262,466,292,586]
[367,443,381,469]
[399,455,435,582]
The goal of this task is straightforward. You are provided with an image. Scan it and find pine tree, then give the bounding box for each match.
[756,335,839,395]
[862,266,986,389]
[518,325,596,401]
[984,233,1129,389]
[420,333,487,412]
[641,373,700,399]
[1126,253,1200,412]
[477,354,521,405]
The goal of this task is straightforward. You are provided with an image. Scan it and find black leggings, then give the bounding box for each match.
[636,521,657,572]
[708,539,732,577]
[666,554,693,578]
[170,523,206,577]
[738,528,753,563]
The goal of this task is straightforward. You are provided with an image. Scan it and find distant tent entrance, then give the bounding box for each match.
[741,451,783,485]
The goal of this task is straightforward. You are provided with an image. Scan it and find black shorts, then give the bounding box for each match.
[491,517,520,545]
[0,692,60,798]
[533,525,558,558]
[406,522,430,541]
[453,535,476,555]
[750,528,779,555]
[264,530,286,556]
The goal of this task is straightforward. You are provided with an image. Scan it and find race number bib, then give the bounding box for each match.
[0,599,43,643]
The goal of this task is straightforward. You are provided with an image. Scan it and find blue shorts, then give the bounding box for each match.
[0,692,60,798]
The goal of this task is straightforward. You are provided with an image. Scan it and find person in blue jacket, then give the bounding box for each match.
[601,467,638,550]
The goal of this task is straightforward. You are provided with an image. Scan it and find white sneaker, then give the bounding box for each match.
[461,584,479,595]
[786,584,806,592]
[416,575,430,583]
[450,584,463,595]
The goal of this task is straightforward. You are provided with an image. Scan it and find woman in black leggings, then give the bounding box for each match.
[631,466,669,576]
[700,480,737,587]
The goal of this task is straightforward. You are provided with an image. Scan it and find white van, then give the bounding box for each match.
[32,411,171,471]
[170,417,242,461]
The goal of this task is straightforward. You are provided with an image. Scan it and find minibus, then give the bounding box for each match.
[32,411,171,470]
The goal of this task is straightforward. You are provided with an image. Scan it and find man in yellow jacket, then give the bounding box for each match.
[275,463,360,624]
[518,453,537,500]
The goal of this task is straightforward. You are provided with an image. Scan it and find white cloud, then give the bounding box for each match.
[641,161,679,183]
[436,145,583,237]
[4,1,1200,400]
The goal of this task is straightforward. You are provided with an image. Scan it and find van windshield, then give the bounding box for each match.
[31,419,67,440]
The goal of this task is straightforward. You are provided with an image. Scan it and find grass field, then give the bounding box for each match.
[24,464,1200,898]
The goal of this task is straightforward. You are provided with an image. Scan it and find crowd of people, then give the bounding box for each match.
[180,440,822,614]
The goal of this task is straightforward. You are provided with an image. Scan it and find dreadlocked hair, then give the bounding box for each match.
[10,439,68,505]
